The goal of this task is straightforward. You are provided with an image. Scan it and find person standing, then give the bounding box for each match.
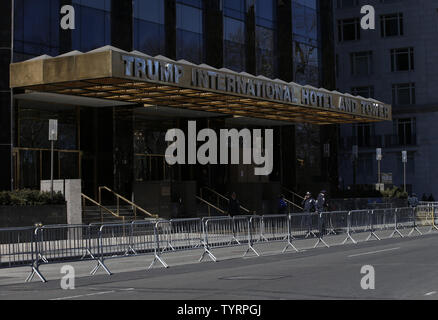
[228,192,240,217]
[316,190,329,237]
[408,193,419,208]
[302,192,316,237]
[278,194,288,214]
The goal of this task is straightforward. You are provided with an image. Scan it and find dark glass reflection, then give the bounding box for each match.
[71,0,111,52]
[176,1,203,64]
[256,0,276,78]
[133,0,165,56]
[223,0,246,72]
[14,0,60,61]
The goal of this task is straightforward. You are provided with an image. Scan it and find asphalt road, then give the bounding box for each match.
[1,231,438,300]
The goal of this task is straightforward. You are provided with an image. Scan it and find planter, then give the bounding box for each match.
[0,205,67,228]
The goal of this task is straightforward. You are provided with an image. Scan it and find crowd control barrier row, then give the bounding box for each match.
[1,206,437,283]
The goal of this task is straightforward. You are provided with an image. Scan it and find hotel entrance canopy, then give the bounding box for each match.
[10,46,391,125]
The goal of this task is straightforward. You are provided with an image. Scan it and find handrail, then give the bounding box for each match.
[81,193,125,223]
[284,198,303,211]
[99,186,159,219]
[282,187,305,201]
[200,186,251,214]
[196,196,226,216]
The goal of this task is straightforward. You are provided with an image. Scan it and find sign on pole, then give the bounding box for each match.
[324,143,330,158]
[402,150,407,163]
[376,148,382,161]
[49,119,58,141]
[49,119,58,198]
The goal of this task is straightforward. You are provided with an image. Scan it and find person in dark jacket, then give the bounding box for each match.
[278,194,288,214]
[302,192,316,237]
[228,192,240,217]
[408,194,419,208]
[316,190,329,236]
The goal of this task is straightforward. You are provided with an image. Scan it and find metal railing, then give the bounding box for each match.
[200,187,252,214]
[81,193,125,224]
[2,205,437,283]
[282,187,304,211]
[98,186,158,219]
[196,196,226,217]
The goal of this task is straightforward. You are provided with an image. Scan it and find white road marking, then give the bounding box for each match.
[348,247,400,258]
[50,290,115,300]
[425,291,437,296]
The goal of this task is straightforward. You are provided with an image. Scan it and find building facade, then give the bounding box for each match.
[0,0,390,217]
[334,0,436,197]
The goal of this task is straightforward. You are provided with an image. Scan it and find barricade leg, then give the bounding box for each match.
[314,213,329,248]
[148,250,169,269]
[90,258,112,276]
[199,245,217,262]
[326,215,337,235]
[282,215,299,253]
[90,234,112,276]
[25,263,47,283]
[243,244,260,257]
[342,231,357,245]
[366,212,381,242]
[365,231,381,242]
[243,219,260,257]
[149,223,169,269]
[342,212,357,245]
[408,208,422,237]
[199,221,217,262]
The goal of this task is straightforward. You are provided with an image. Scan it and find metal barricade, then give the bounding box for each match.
[160,218,203,253]
[365,210,382,241]
[349,210,372,234]
[200,216,256,262]
[289,212,316,239]
[260,215,289,242]
[392,207,421,237]
[414,206,438,233]
[92,221,163,275]
[325,211,349,237]
[32,224,101,282]
[289,212,318,239]
[0,227,36,281]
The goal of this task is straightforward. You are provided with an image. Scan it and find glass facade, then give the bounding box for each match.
[71,0,111,52]
[133,0,165,56]
[7,1,331,198]
[292,0,320,86]
[176,0,204,64]
[223,0,246,72]
[14,0,60,61]
[255,0,277,78]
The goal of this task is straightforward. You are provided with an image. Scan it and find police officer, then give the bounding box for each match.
[408,193,419,208]
[302,192,316,237]
[316,190,329,237]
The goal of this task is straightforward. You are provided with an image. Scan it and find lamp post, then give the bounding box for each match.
[49,119,58,198]
[402,150,407,193]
